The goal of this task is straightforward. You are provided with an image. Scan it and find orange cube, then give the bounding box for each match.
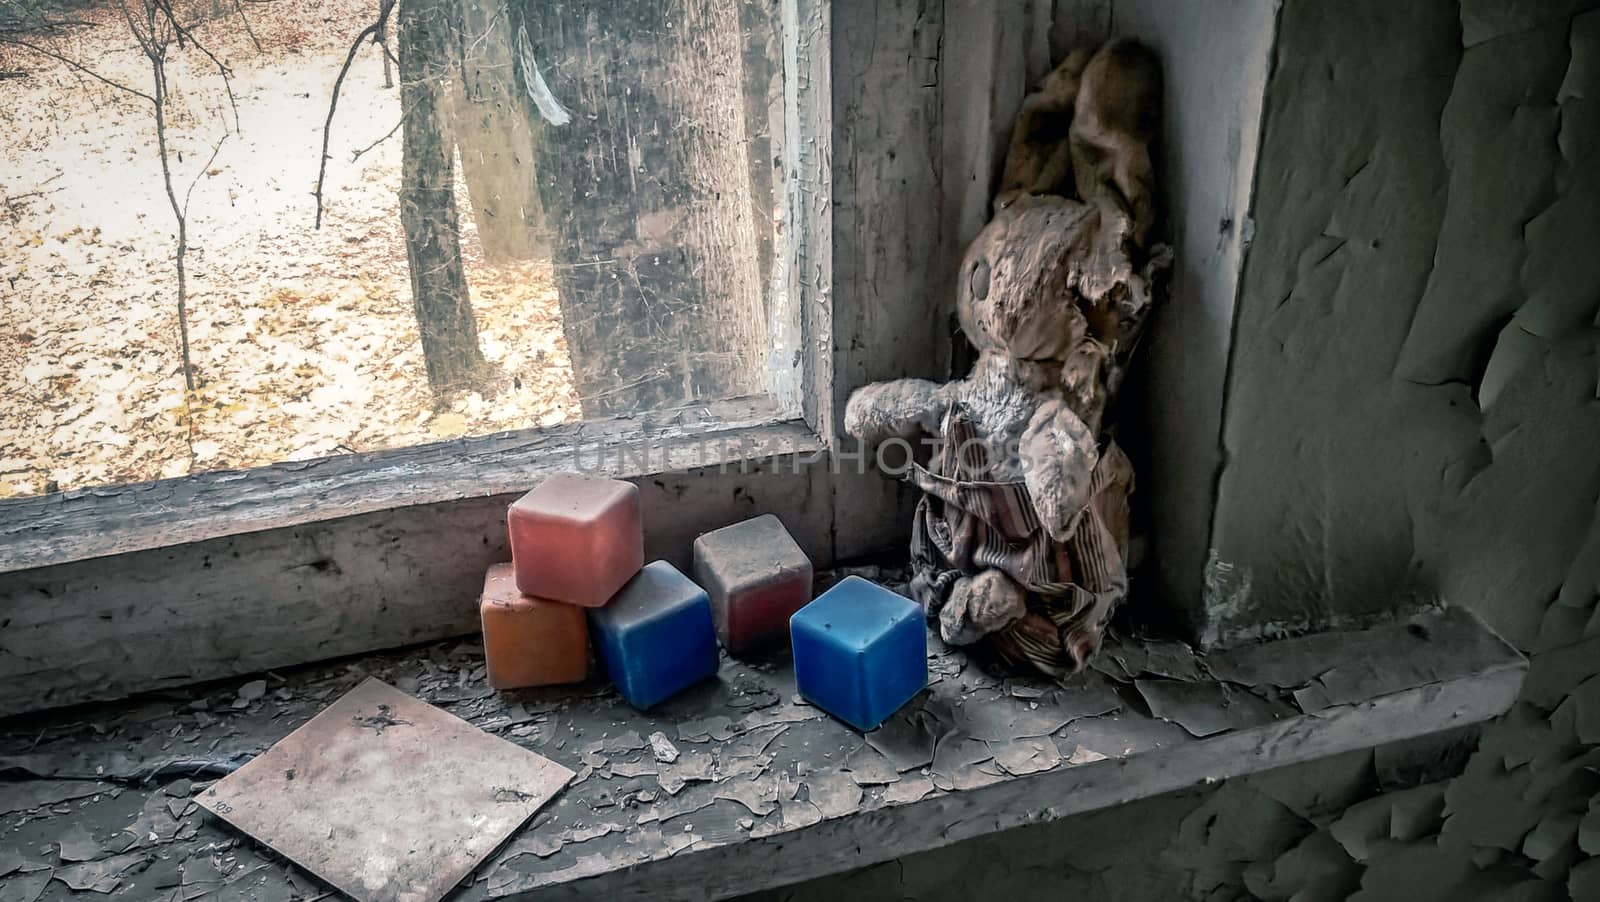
[479,564,589,689]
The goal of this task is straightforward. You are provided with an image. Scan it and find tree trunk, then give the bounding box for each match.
[511,0,767,418]
[451,0,546,263]
[399,0,485,397]
[377,1,393,89]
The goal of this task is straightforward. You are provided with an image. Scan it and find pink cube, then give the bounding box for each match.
[692,514,813,656]
[509,473,643,607]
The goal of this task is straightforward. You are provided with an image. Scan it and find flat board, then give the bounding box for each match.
[195,678,572,902]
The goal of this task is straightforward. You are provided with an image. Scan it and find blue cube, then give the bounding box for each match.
[789,576,927,731]
[589,561,719,709]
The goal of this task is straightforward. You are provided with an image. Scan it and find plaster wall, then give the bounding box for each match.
[1206,0,1600,648]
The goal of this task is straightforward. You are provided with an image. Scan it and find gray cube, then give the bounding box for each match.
[692,514,814,656]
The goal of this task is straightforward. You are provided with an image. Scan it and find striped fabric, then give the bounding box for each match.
[909,407,1134,678]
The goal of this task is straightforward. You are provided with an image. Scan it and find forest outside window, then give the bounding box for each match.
[0,0,799,502]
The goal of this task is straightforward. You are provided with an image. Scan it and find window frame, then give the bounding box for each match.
[0,0,957,716]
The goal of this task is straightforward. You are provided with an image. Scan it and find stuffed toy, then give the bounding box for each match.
[844,39,1171,677]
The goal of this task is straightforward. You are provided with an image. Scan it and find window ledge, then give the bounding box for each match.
[0,606,1524,900]
[0,396,818,575]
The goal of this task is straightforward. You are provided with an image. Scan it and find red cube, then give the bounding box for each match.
[692,514,813,656]
[508,473,643,607]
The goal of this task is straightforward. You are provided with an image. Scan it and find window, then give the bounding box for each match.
[0,0,867,716]
[1,0,796,500]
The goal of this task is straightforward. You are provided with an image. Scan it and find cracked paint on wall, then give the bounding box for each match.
[1206,0,1600,650]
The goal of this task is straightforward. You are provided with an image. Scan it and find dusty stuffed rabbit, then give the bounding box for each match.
[845,40,1170,676]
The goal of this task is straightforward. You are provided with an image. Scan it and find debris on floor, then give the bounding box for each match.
[0,592,1505,900]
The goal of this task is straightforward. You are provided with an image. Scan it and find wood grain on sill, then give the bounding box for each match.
[0,396,818,575]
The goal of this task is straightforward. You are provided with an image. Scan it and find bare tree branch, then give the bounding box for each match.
[0,20,96,36]
[376,0,393,88]
[233,0,262,52]
[109,0,241,396]
[314,0,396,228]
[0,35,154,102]
[351,113,405,163]
[150,0,239,132]
[185,133,227,214]
[3,0,266,470]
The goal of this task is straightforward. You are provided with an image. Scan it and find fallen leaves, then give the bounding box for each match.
[0,3,579,499]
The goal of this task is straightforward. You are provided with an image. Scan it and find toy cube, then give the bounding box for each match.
[692,514,814,656]
[588,561,719,709]
[479,563,590,689]
[790,576,927,731]
[508,472,642,607]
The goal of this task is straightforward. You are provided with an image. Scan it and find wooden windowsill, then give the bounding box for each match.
[0,396,819,575]
[0,605,1525,900]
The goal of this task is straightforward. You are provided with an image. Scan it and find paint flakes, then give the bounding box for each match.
[1136,679,1283,738]
[54,851,150,894]
[656,749,715,796]
[738,699,824,732]
[675,715,736,743]
[959,696,1071,741]
[880,775,935,805]
[804,771,863,820]
[610,759,658,779]
[722,724,788,760]
[522,835,563,859]
[650,790,716,825]
[1092,635,1205,683]
[715,777,780,817]
[664,832,699,856]
[866,702,951,772]
[843,744,901,786]
[1065,746,1109,766]
[779,796,822,829]
[930,733,1002,792]
[602,730,647,755]
[563,823,619,844]
[55,825,101,863]
[990,737,1063,776]
[649,731,680,764]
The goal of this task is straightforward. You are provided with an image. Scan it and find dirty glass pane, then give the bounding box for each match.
[0,0,788,499]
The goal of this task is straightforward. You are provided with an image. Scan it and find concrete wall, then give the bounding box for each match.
[743,0,1600,898]
[1205,0,1600,648]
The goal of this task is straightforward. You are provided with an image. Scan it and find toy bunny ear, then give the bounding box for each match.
[1070,39,1162,251]
[996,48,1093,208]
